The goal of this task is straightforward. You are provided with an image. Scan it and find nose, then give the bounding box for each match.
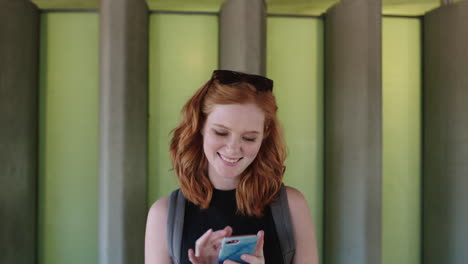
[225,137,242,154]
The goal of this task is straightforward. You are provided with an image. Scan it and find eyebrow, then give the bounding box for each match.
[213,124,261,134]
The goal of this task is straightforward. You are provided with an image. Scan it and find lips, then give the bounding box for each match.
[217,152,243,166]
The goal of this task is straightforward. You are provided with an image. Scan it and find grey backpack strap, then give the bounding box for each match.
[271,185,296,264]
[167,189,186,264]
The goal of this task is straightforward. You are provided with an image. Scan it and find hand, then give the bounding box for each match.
[188,226,233,264]
[223,230,265,264]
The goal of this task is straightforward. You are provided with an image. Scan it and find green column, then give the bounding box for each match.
[423,2,468,263]
[324,0,382,263]
[0,0,39,263]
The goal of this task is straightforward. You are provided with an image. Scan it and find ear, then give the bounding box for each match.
[262,124,269,140]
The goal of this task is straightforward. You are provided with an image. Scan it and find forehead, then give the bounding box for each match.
[205,104,265,132]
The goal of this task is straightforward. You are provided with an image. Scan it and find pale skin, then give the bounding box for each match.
[145,103,319,264]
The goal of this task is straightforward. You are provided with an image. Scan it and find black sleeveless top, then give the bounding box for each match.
[180,189,284,264]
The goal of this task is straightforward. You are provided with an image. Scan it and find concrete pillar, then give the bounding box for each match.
[99,0,148,263]
[219,0,266,75]
[0,0,39,263]
[423,2,468,263]
[324,0,382,263]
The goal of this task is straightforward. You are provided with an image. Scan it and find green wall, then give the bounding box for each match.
[148,13,219,203]
[38,13,99,264]
[36,11,424,264]
[267,16,324,263]
[382,17,422,264]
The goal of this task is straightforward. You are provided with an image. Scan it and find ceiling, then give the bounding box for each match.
[32,0,99,9]
[31,0,465,16]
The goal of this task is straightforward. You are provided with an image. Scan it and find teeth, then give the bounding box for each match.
[220,154,241,163]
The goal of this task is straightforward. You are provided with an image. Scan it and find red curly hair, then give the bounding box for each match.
[169,78,287,217]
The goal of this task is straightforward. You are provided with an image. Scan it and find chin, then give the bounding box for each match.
[217,168,243,179]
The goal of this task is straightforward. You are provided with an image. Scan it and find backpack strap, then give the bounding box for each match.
[167,189,186,264]
[271,185,296,264]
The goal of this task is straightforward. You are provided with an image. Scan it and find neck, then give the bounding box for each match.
[209,176,238,190]
[208,168,239,190]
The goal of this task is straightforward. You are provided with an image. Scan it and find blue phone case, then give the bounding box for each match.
[218,235,258,264]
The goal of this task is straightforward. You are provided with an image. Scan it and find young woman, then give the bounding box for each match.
[145,70,318,264]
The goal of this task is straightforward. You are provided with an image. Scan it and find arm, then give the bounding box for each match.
[286,186,319,264]
[145,196,172,264]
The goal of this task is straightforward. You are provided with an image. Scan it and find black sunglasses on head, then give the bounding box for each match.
[211,70,273,92]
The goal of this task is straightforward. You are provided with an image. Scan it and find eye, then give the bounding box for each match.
[243,137,256,142]
[214,130,228,137]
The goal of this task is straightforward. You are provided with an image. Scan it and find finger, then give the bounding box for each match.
[211,228,230,240]
[254,230,264,257]
[212,225,233,239]
[224,226,233,237]
[210,236,226,252]
[194,229,213,255]
[241,254,260,263]
[210,226,232,242]
[210,226,233,249]
[188,249,199,264]
[223,260,240,264]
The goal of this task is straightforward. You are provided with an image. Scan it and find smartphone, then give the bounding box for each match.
[217,235,258,264]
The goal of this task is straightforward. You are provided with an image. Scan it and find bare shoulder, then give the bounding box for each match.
[284,185,319,264]
[148,195,170,219]
[285,185,303,198]
[284,186,314,223]
[145,195,172,264]
[285,186,308,208]
[146,195,170,236]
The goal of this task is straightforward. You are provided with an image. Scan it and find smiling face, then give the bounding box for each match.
[202,103,265,190]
